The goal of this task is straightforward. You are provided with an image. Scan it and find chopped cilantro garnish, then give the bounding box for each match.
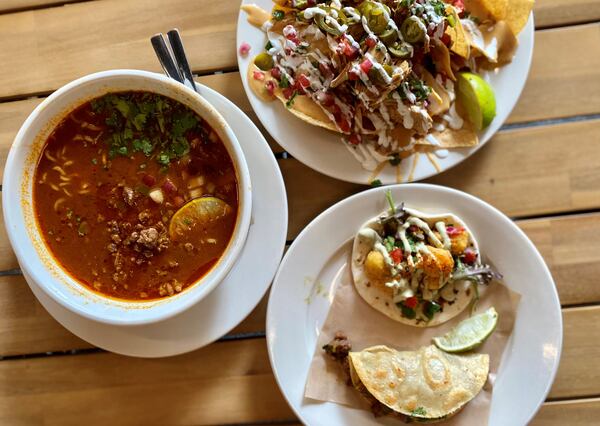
[411,407,427,416]
[389,154,401,166]
[91,158,98,165]
[272,9,285,20]
[370,179,382,187]
[398,303,416,319]
[279,73,290,89]
[132,139,154,156]
[384,236,396,252]
[116,146,128,156]
[172,111,198,138]
[265,40,273,50]
[286,91,298,108]
[157,152,171,166]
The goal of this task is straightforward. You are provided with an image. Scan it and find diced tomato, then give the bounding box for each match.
[283,87,296,99]
[342,40,359,59]
[441,32,451,46]
[253,71,265,81]
[283,25,297,40]
[404,297,418,309]
[162,178,177,194]
[360,58,373,74]
[336,115,351,133]
[318,62,334,78]
[270,67,281,80]
[362,116,375,131]
[348,68,361,81]
[296,74,311,89]
[316,91,335,107]
[348,134,361,145]
[446,226,465,236]
[365,35,377,48]
[390,248,403,264]
[173,196,185,208]
[453,0,465,14]
[463,248,477,264]
[142,174,156,187]
[265,80,276,96]
[238,42,251,57]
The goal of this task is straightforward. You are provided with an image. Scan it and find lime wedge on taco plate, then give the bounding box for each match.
[433,307,499,353]
[456,72,496,131]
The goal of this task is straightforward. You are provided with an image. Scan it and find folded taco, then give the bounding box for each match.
[347,344,489,422]
[351,192,501,326]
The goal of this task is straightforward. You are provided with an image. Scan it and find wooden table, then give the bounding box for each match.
[0,0,599,424]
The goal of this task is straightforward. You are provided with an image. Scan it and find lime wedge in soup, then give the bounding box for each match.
[433,307,499,353]
[456,72,496,131]
[169,197,232,240]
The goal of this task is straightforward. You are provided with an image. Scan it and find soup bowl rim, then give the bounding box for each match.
[3,69,252,326]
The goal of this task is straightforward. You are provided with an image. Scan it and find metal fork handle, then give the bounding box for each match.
[151,34,183,84]
[167,29,198,93]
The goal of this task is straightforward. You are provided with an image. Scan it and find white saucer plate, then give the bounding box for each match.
[267,184,562,426]
[24,83,288,358]
[237,3,534,184]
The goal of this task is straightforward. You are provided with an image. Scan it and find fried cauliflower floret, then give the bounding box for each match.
[421,246,454,290]
[450,229,470,255]
[364,250,391,282]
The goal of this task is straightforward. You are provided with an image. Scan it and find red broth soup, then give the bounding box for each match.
[33,91,239,300]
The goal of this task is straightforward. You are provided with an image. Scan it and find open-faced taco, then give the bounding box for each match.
[351,192,501,326]
[241,0,533,176]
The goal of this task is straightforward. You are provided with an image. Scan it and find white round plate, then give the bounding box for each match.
[24,83,288,358]
[267,184,562,426]
[237,4,534,184]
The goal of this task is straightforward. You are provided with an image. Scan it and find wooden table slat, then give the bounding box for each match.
[0,316,597,426]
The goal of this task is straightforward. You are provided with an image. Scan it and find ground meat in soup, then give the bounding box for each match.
[33,91,239,300]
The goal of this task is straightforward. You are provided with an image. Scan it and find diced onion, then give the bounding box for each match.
[149,188,164,204]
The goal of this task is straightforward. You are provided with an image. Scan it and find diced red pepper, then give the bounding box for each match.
[238,42,251,57]
[253,71,265,81]
[270,67,281,80]
[348,134,361,145]
[463,248,477,264]
[390,248,403,264]
[365,35,377,48]
[360,58,373,74]
[404,297,418,309]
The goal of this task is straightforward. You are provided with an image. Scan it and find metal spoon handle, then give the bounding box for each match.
[167,29,198,93]
[151,34,183,83]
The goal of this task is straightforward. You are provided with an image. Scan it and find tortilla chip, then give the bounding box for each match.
[468,0,508,21]
[247,63,278,102]
[415,121,479,149]
[274,91,342,133]
[505,0,534,35]
[445,6,470,59]
[431,39,455,80]
[422,70,450,116]
[478,20,518,68]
